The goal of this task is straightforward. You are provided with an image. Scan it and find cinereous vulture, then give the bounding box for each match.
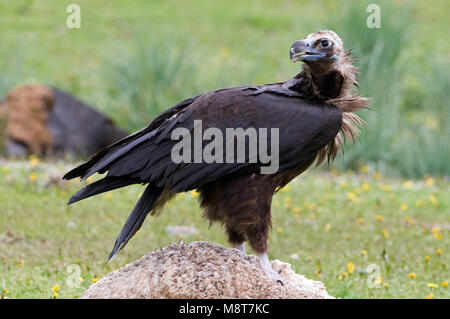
[64,30,368,283]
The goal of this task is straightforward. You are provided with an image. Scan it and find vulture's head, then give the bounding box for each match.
[290,30,346,75]
[289,30,362,102]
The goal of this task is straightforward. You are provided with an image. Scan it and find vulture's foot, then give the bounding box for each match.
[258,253,284,285]
[235,243,246,254]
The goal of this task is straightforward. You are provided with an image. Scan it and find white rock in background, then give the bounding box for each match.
[165,225,199,238]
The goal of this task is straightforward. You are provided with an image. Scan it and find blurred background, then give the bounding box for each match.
[0,0,448,177]
[0,0,448,299]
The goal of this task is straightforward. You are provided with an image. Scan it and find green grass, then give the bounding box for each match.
[0,0,449,177]
[0,159,448,299]
[0,0,449,299]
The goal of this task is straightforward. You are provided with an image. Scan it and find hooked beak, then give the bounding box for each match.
[290,40,326,62]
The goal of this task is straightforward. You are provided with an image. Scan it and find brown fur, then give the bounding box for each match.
[0,84,54,155]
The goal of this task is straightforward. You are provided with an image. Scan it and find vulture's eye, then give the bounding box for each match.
[320,39,332,49]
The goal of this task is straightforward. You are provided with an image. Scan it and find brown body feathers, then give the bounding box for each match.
[65,30,367,265]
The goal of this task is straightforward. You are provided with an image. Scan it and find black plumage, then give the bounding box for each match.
[64,30,368,281]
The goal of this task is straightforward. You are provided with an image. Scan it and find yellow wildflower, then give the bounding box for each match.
[347,262,355,274]
[403,180,413,189]
[2,166,10,173]
[92,277,100,283]
[29,155,41,168]
[442,281,448,287]
[28,172,37,182]
[284,197,292,205]
[375,215,383,222]
[384,283,389,288]
[433,231,443,240]
[415,200,424,207]
[347,192,357,202]
[292,207,301,214]
[425,293,434,299]
[431,227,440,233]
[400,204,408,212]
[51,284,60,292]
[357,217,365,225]
[18,260,24,267]
[429,195,438,206]
[427,283,438,289]
[3,288,9,293]
[361,249,368,256]
[425,177,435,187]
[330,168,340,175]
[408,273,417,279]
[375,276,383,285]
[374,172,382,180]
[52,292,59,298]
[277,227,283,233]
[425,255,431,261]
[437,248,442,255]
[362,183,371,191]
[360,165,369,174]
[379,183,391,192]
[324,223,331,232]
[404,216,415,225]
[381,229,389,238]
[105,193,113,200]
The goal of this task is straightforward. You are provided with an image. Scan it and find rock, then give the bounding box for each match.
[82,241,333,299]
[48,87,128,156]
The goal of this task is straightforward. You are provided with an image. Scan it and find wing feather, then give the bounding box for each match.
[66,86,342,194]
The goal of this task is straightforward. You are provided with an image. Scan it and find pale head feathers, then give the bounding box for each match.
[303,30,369,166]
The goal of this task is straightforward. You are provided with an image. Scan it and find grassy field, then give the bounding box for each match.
[1,0,449,177]
[0,0,449,299]
[0,158,448,299]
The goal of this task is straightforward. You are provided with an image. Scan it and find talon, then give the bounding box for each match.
[258,252,284,285]
[235,243,246,254]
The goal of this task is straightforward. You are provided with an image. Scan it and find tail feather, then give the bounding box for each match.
[107,185,163,261]
[67,176,140,204]
[62,126,150,181]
